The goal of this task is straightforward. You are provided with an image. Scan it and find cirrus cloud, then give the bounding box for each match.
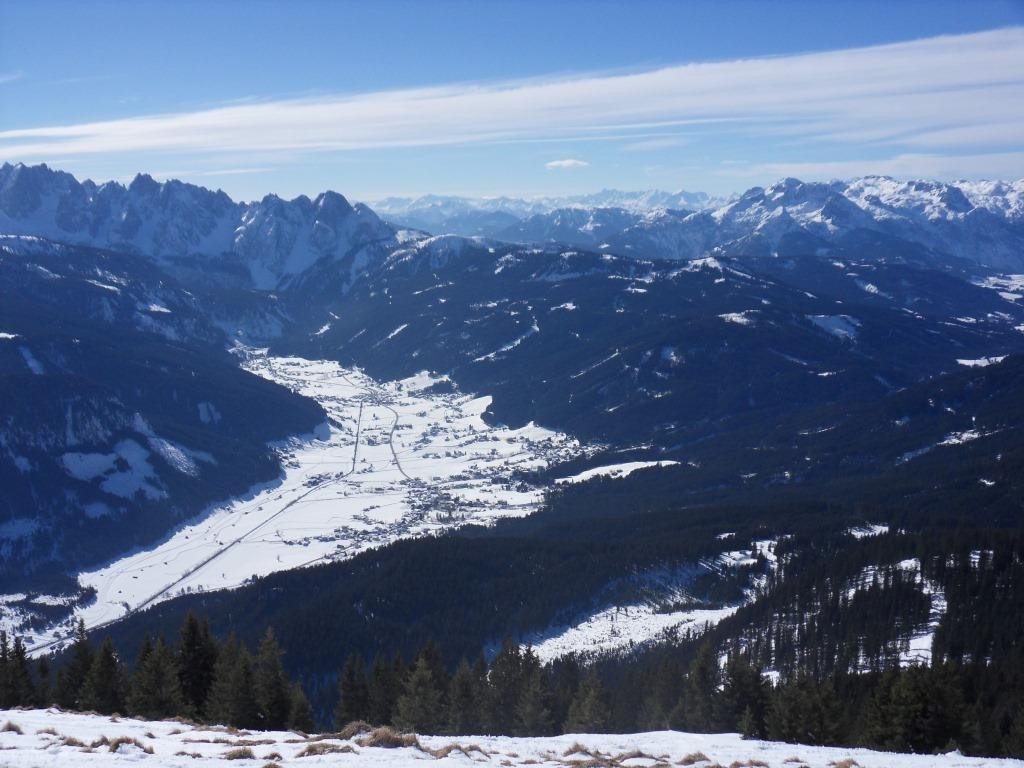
[0,27,1021,185]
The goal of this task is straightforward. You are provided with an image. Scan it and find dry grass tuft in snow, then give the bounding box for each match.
[357,726,423,749]
[295,741,357,757]
[678,751,710,765]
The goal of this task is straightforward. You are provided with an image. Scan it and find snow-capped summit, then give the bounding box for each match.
[0,163,396,290]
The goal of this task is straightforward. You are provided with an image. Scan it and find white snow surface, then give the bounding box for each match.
[18,355,581,655]
[957,356,1007,367]
[555,461,679,484]
[2,709,1018,768]
[807,314,861,341]
[529,603,738,663]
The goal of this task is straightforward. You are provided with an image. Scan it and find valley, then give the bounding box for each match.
[4,354,582,654]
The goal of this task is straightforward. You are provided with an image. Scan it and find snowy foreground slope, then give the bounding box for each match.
[8,355,581,655]
[1,710,1020,768]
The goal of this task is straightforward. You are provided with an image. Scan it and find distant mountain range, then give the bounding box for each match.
[370,189,726,234]
[373,177,1024,270]
[2,163,1024,673]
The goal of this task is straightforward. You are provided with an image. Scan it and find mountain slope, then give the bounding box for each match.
[0,236,325,590]
[0,163,396,290]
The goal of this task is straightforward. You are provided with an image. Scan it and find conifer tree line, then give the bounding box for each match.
[0,615,314,733]
[4,611,1024,757]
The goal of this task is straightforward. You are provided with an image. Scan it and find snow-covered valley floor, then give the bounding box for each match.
[12,355,582,654]
[2,709,1020,768]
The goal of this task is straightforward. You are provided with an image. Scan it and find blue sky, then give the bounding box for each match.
[1,0,1022,201]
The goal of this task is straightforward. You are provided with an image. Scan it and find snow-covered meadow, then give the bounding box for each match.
[1,708,1020,768]
[12,355,582,654]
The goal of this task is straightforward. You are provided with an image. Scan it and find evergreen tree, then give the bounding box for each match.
[80,638,122,714]
[35,655,51,707]
[634,658,681,732]
[765,675,839,746]
[9,637,34,707]
[860,670,898,748]
[177,613,218,718]
[1005,705,1024,758]
[677,642,721,732]
[516,665,553,736]
[721,653,768,738]
[367,653,401,725]
[253,627,290,730]
[288,682,315,732]
[129,637,184,720]
[395,655,443,734]
[447,658,484,735]
[485,637,523,734]
[0,635,33,707]
[205,635,258,729]
[546,655,583,733]
[885,665,964,754]
[0,631,11,708]
[417,641,450,704]
[334,652,370,727]
[55,620,93,710]
[564,671,607,733]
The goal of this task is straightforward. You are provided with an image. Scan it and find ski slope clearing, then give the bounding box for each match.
[17,355,580,654]
[529,603,738,663]
[2,709,1019,768]
[555,461,679,484]
[526,541,783,662]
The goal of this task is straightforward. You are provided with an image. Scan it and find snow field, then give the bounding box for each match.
[1,709,1020,768]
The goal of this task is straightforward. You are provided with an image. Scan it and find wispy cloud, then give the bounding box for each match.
[624,135,690,152]
[0,72,24,85]
[545,158,588,170]
[0,27,1021,172]
[716,151,1024,181]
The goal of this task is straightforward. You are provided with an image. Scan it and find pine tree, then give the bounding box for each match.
[860,670,897,748]
[205,635,258,729]
[35,655,51,707]
[129,636,184,720]
[177,613,218,718]
[55,620,93,710]
[204,638,260,733]
[447,658,483,735]
[564,671,607,733]
[516,665,553,736]
[253,627,290,730]
[288,682,315,732]
[721,653,767,737]
[679,641,721,732]
[80,637,123,714]
[485,637,523,735]
[0,631,11,708]
[635,658,681,732]
[334,652,370,727]
[367,653,400,725]
[8,637,34,707]
[395,655,443,734]
[204,634,237,725]
[417,641,450,705]
[1006,705,1024,758]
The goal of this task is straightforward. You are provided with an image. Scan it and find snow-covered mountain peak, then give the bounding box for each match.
[0,164,396,290]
